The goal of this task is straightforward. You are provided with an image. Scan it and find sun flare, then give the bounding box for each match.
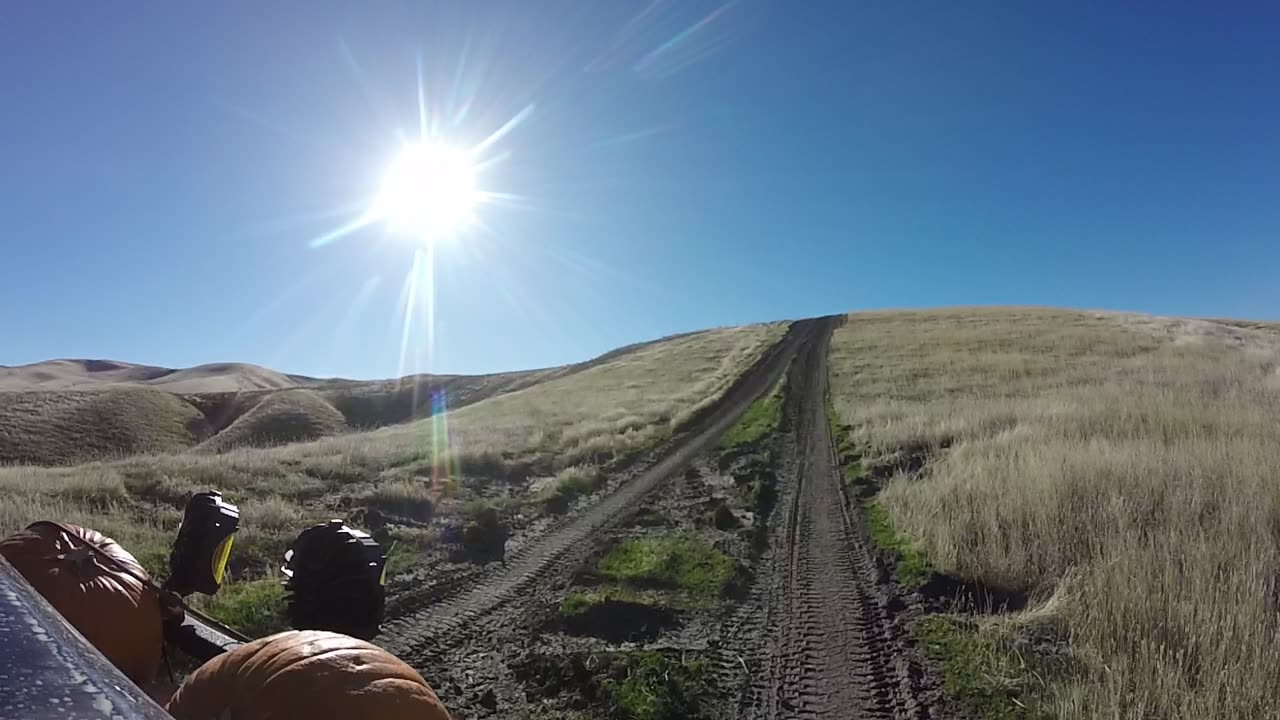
[370,142,480,241]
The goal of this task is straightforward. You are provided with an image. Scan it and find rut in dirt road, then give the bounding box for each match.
[749,318,934,720]
[377,319,823,672]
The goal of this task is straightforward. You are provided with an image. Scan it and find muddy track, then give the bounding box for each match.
[377,319,824,674]
[736,317,935,720]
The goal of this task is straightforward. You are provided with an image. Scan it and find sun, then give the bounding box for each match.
[370,141,480,241]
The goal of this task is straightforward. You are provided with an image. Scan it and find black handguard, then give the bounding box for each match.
[281,519,387,640]
[166,491,239,597]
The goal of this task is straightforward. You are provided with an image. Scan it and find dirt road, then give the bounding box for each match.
[376,319,821,706]
[740,316,935,719]
[375,315,935,717]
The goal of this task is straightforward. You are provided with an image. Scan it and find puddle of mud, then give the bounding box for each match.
[515,653,599,709]
[559,599,682,643]
[918,573,1030,614]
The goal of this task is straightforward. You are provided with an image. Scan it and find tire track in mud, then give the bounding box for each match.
[735,317,935,720]
[377,319,823,675]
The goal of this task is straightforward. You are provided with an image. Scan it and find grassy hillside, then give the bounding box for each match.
[317,369,559,430]
[0,365,559,465]
[828,308,1280,718]
[0,336,716,465]
[0,359,173,389]
[199,389,347,452]
[0,387,207,465]
[144,362,308,393]
[0,358,318,391]
[0,322,785,585]
[272,323,788,476]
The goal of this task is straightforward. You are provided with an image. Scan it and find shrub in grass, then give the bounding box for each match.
[242,495,304,533]
[460,504,508,564]
[543,465,604,514]
[362,479,434,522]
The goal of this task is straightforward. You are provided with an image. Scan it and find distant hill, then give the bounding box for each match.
[0,332,699,465]
[0,386,206,465]
[198,389,348,452]
[0,359,326,393]
[0,373,555,465]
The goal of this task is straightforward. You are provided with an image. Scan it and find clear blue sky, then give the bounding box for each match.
[3,2,1278,378]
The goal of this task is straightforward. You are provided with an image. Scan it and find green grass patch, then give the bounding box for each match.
[824,399,844,442]
[531,708,593,720]
[718,381,782,450]
[86,517,178,580]
[825,398,857,450]
[224,526,295,580]
[462,499,499,521]
[842,460,865,487]
[825,399,866,485]
[558,588,662,617]
[835,455,869,493]
[560,590,608,617]
[593,651,715,720]
[193,577,288,639]
[381,526,433,580]
[383,544,427,579]
[597,536,736,600]
[914,616,1034,719]
[864,499,931,587]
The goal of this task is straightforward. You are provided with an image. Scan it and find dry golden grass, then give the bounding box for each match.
[0,349,682,465]
[200,389,347,452]
[0,387,206,464]
[0,464,185,575]
[361,479,435,521]
[829,307,1280,718]
[316,368,558,429]
[0,322,784,583]
[0,371,559,465]
[267,322,786,476]
[0,358,313,392]
[2,358,580,467]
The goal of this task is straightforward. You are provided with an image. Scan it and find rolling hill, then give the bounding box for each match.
[0,355,564,463]
[0,386,207,465]
[0,329,734,464]
[0,358,322,392]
